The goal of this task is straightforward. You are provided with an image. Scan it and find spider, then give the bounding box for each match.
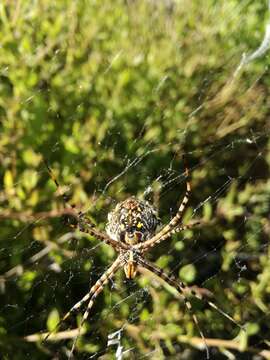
[43,159,242,359]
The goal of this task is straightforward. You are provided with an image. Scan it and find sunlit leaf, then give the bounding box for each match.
[47,309,60,333]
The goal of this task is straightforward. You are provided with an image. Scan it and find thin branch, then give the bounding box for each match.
[125,322,270,360]
[0,208,76,222]
[0,232,76,281]
[24,328,84,342]
[177,335,270,359]
[13,328,270,359]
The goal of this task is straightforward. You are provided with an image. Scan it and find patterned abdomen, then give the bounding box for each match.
[106,197,160,245]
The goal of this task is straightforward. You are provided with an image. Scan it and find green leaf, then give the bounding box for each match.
[179,264,196,283]
[4,170,13,189]
[47,309,60,333]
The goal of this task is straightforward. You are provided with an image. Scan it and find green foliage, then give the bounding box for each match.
[47,309,60,333]
[0,0,270,359]
[179,264,196,284]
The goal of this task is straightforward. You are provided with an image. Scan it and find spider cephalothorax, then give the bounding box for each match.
[106,196,160,245]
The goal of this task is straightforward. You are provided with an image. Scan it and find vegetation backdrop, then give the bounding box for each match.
[0,1,270,359]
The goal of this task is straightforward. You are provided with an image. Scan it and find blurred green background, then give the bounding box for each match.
[0,1,270,359]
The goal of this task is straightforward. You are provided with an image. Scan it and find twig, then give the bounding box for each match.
[0,208,76,222]
[24,328,84,342]
[116,323,270,359]
[22,323,270,358]
[0,232,76,281]
[177,335,270,359]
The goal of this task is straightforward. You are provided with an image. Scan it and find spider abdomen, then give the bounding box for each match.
[106,197,160,245]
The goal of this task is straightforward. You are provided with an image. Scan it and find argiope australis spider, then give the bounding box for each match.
[43,159,243,359]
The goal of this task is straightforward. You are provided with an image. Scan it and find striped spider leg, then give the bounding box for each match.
[43,256,123,345]
[135,157,195,252]
[43,159,130,252]
[136,256,244,358]
[136,255,209,358]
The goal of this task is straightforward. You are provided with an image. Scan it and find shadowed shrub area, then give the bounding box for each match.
[0,1,269,359]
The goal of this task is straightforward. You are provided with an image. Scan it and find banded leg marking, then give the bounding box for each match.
[137,256,242,328]
[79,216,130,251]
[43,290,92,342]
[137,257,210,359]
[68,256,122,358]
[44,159,129,252]
[136,160,192,251]
[138,222,200,252]
[44,256,122,343]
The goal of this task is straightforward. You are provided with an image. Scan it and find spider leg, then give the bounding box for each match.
[136,256,210,359]
[137,256,244,328]
[78,215,130,251]
[68,256,122,358]
[43,292,91,343]
[136,158,192,251]
[43,256,122,344]
[137,222,200,252]
[43,159,129,252]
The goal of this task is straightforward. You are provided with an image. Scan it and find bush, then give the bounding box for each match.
[0,1,269,359]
